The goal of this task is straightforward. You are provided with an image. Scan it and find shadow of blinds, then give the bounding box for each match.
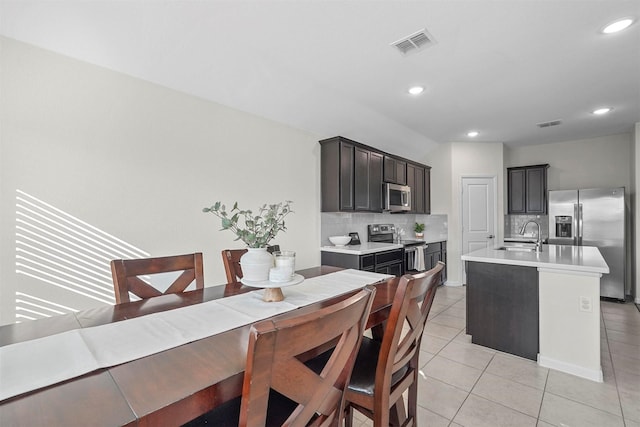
[15,189,149,322]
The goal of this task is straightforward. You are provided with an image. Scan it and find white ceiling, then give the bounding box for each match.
[1,1,639,158]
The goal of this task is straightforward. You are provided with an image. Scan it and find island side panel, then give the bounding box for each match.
[466,261,539,360]
[538,268,602,382]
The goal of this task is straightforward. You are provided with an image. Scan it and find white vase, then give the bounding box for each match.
[240,248,274,282]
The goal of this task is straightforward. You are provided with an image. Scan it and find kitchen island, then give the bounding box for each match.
[462,244,609,382]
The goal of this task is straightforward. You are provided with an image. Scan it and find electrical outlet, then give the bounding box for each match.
[579,296,592,312]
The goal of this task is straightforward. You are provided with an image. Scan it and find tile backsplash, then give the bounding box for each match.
[321,213,448,246]
[505,214,549,240]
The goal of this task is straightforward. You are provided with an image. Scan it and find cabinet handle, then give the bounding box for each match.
[487,235,495,239]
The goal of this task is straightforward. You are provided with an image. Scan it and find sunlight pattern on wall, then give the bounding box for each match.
[15,189,149,322]
[15,292,78,322]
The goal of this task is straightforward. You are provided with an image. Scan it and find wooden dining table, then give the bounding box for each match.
[0,266,399,427]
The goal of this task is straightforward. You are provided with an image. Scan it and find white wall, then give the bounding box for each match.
[0,38,322,324]
[425,142,504,285]
[635,123,640,303]
[505,133,632,191]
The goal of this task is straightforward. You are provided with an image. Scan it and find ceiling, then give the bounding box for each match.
[1,1,639,158]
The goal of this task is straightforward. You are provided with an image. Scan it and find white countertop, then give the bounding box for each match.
[504,236,539,243]
[321,238,447,255]
[461,244,609,274]
[320,242,403,255]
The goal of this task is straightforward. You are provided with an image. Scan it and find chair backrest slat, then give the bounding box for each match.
[239,286,376,427]
[221,249,247,283]
[222,245,280,284]
[110,252,204,304]
[377,262,444,394]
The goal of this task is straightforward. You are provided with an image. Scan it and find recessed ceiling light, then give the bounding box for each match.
[408,86,424,95]
[592,107,612,115]
[467,131,479,137]
[602,18,634,34]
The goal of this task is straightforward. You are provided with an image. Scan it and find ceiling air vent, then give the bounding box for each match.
[536,119,563,128]
[392,29,435,55]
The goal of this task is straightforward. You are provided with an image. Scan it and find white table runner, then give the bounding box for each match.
[0,269,392,401]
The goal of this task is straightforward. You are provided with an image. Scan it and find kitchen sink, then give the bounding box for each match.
[495,246,537,252]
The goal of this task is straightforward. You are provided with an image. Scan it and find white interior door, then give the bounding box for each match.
[462,177,496,283]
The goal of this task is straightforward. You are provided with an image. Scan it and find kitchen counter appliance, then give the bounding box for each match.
[548,188,626,300]
[368,224,427,272]
[384,183,411,212]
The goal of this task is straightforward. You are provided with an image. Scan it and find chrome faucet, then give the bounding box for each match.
[519,220,543,252]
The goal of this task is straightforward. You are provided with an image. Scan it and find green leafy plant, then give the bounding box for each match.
[203,200,293,248]
[414,222,425,233]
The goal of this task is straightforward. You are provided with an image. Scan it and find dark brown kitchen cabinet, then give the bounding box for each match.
[354,148,383,211]
[406,163,431,214]
[424,167,431,214]
[321,248,403,277]
[425,241,446,285]
[320,136,430,213]
[320,137,383,212]
[508,164,549,214]
[384,156,407,185]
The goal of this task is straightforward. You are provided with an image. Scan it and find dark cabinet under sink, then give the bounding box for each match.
[466,261,539,360]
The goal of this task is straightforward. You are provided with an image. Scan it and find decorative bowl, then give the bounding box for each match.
[329,235,351,246]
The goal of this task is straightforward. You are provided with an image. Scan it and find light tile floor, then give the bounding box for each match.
[352,286,640,427]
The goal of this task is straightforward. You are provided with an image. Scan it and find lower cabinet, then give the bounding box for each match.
[321,248,404,277]
[425,242,447,285]
[466,261,539,360]
[404,241,447,285]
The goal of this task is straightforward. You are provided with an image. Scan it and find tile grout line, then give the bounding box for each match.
[537,305,629,425]
[441,287,543,425]
[602,307,630,427]
[418,291,468,424]
[536,363,551,425]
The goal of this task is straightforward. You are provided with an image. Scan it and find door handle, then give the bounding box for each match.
[487,235,495,239]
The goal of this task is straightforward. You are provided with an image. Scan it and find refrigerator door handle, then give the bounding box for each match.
[578,203,584,246]
[573,203,579,246]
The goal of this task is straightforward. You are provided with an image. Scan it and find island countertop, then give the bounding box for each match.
[462,244,609,274]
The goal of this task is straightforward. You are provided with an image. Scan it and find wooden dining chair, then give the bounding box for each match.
[344,261,445,427]
[110,252,204,304]
[221,245,280,283]
[184,285,376,427]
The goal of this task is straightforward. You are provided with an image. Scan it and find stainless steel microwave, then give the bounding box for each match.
[384,183,411,212]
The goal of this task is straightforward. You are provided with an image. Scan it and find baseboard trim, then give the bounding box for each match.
[538,355,603,382]
[444,280,463,287]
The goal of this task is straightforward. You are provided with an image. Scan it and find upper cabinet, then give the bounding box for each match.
[383,156,407,185]
[507,164,549,214]
[320,137,384,212]
[406,163,431,214]
[354,147,383,211]
[320,137,430,213]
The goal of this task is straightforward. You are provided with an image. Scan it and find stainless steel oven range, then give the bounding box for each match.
[367,224,428,273]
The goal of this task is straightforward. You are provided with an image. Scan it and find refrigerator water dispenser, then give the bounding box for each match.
[555,216,572,238]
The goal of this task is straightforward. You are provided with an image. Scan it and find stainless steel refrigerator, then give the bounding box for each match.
[548,188,626,300]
